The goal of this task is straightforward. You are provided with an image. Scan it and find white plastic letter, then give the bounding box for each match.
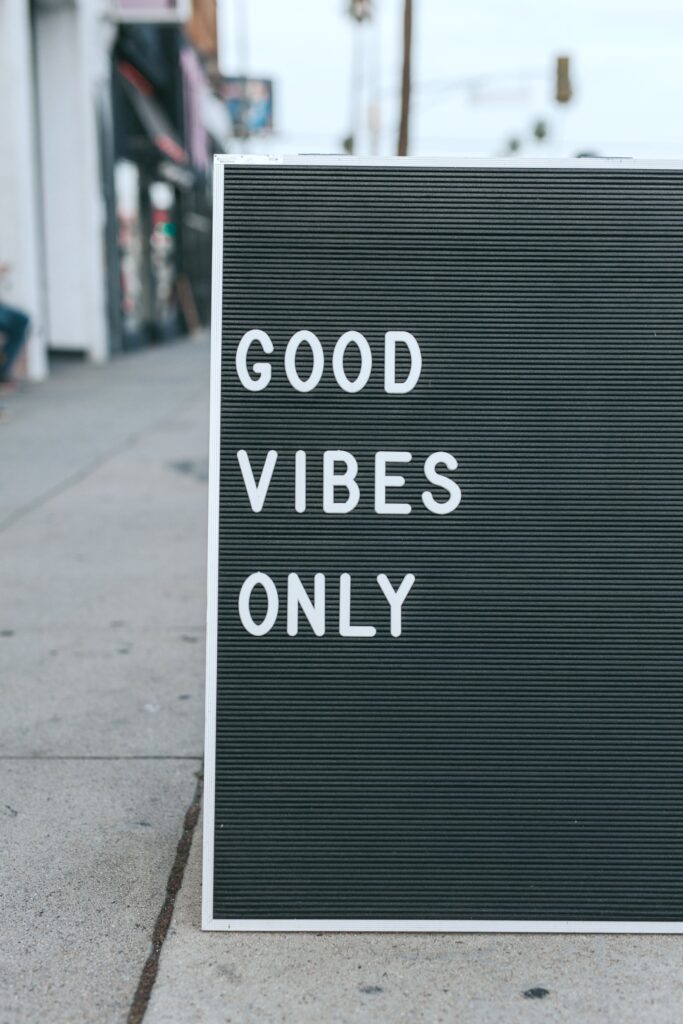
[295,450,306,513]
[384,330,422,394]
[235,329,273,391]
[377,573,416,637]
[375,451,412,515]
[284,330,324,392]
[422,452,462,514]
[332,331,372,393]
[236,450,278,513]
[339,574,376,637]
[287,573,325,636]
[323,451,360,514]
[238,572,278,636]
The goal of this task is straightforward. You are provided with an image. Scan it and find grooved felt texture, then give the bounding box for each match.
[213,163,683,922]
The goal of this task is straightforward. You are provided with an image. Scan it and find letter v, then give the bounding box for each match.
[236,450,278,512]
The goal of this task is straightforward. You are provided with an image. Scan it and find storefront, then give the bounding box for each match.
[0,0,222,379]
[112,24,212,348]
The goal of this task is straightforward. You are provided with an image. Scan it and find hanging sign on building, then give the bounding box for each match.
[203,156,683,932]
[109,0,191,23]
[219,77,274,138]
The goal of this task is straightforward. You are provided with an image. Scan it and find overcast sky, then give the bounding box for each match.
[218,0,683,159]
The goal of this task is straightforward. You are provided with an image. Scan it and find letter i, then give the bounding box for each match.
[295,450,306,513]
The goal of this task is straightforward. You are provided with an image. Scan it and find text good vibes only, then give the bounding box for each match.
[232,329,461,638]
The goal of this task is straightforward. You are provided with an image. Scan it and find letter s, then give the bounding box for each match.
[422,452,461,514]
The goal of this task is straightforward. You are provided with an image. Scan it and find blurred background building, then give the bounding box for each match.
[2,0,683,381]
[0,0,230,380]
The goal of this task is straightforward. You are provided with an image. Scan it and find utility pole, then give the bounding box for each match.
[397,0,413,156]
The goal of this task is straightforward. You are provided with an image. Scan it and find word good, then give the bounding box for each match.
[236,328,422,394]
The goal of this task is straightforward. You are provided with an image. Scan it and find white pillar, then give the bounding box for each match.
[0,0,48,380]
[33,0,111,363]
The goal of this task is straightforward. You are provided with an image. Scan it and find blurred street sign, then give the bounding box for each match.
[204,155,683,934]
[349,0,373,21]
[219,77,274,139]
[555,55,573,103]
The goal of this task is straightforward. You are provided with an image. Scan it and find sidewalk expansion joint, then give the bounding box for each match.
[128,774,203,1024]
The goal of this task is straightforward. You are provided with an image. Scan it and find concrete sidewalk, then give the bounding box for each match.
[1,341,207,1023]
[3,339,683,1023]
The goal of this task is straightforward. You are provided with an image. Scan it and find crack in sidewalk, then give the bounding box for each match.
[128,774,204,1024]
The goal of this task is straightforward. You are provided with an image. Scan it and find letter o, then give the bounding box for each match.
[238,572,279,636]
[332,331,372,393]
[284,331,324,392]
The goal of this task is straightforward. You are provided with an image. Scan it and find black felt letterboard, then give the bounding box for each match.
[204,160,683,930]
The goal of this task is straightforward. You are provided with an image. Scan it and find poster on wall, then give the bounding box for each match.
[204,155,683,932]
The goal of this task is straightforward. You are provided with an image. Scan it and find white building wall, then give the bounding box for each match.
[0,0,48,380]
[33,0,112,362]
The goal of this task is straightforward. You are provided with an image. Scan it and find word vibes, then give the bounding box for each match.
[233,328,461,639]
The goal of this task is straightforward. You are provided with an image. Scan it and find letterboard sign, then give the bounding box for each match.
[203,156,683,932]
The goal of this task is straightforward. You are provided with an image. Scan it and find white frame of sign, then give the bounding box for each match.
[203,154,683,933]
